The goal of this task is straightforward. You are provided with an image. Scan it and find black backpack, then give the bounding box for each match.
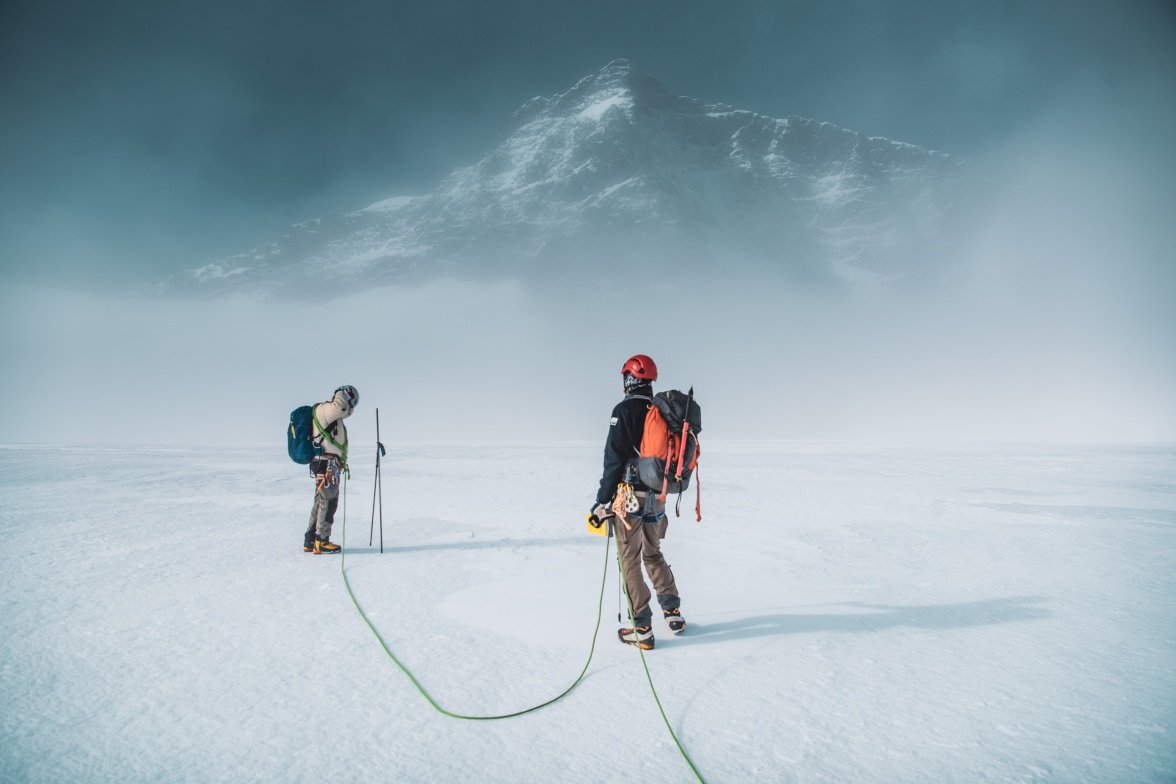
[634,388,702,519]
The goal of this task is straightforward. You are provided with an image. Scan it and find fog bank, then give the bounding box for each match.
[2,266,1171,446]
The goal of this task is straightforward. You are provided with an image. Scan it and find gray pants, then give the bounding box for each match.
[304,481,340,546]
[616,492,680,627]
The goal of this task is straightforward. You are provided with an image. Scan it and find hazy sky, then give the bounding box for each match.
[2,0,1173,287]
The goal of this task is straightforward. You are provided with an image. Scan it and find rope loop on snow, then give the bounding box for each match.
[336,474,706,781]
[338,477,612,720]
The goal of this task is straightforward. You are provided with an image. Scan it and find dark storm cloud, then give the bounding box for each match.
[1,0,1173,286]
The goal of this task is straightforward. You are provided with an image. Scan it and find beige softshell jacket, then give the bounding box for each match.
[312,391,352,459]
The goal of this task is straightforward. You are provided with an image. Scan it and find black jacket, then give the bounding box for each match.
[596,389,654,504]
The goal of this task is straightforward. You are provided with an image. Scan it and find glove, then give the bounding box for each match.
[588,502,613,529]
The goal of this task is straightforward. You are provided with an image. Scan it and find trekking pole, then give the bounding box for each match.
[369,408,387,552]
[377,408,385,553]
[615,520,624,623]
[617,565,623,623]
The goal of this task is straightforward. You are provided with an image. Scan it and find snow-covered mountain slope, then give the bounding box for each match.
[153,60,963,299]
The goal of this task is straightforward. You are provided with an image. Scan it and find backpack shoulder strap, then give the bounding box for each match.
[626,394,654,455]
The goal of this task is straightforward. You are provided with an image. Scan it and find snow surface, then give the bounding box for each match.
[2,442,1174,783]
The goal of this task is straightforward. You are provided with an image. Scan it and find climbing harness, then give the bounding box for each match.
[613,481,640,515]
[315,455,342,491]
[612,481,639,530]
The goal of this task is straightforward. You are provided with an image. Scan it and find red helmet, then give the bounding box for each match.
[621,354,657,382]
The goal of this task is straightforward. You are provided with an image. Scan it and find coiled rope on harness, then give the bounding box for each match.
[336,477,707,781]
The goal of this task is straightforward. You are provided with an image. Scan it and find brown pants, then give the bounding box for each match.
[616,493,680,627]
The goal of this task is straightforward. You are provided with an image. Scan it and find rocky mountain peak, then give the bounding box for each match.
[564,58,671,107]
[510,59,674,129]
[151,61,965,300]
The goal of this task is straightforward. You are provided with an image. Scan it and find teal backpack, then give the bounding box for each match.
[287,405,320,464]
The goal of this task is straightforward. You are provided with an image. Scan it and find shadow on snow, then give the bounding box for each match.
[684,597,1052,644]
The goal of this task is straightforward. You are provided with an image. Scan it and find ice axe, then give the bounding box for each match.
[658,386,694,504]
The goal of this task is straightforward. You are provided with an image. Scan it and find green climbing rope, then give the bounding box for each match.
[336,476,706,781]
[616,536,707,783]
[338,476,612,719]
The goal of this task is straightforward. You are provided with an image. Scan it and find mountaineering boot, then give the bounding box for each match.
[664,608,686,635]
[618,626,655,650]
[310,539,341,554]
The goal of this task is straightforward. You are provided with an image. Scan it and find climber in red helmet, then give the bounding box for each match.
[590,354,684,650]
